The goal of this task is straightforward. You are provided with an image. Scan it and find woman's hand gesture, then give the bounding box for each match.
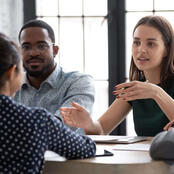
[113,80,159,101]
[60,102,93,130]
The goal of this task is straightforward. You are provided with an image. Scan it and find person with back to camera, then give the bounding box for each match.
[60,15,174,137]
[150,117,174,160]
[0,33,96,173]
[14,19,95,133]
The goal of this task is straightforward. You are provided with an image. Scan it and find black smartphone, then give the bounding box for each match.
[95,150,114,157]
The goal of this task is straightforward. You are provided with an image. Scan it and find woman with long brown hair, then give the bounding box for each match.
[60,15,174,136]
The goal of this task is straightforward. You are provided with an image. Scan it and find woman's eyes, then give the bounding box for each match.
[133,41,155,47]
[147,42,155,47]
[133,41,140,46]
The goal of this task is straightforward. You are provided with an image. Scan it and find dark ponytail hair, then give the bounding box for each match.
[0,33,21,86]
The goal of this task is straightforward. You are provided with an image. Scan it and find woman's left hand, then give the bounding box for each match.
[112,80,159,101]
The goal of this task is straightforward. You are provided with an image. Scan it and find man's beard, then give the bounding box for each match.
[25,68,44,77]
[24,63,54,78]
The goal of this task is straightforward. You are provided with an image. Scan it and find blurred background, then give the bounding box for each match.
[1,0,174,136]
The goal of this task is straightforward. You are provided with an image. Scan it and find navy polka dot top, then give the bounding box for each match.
[0,95,96,174]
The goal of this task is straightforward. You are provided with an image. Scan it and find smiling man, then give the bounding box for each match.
[14,20,95,133]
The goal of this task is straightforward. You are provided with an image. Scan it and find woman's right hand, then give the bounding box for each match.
[163,120,174,131]
[60,102,93,131]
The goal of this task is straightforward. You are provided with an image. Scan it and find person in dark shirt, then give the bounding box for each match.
[150,120,174,160]
[60,15,174,136]
[0,33,96,174]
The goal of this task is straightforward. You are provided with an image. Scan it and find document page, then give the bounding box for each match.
[88,135,147,144]
[113,144,150,151]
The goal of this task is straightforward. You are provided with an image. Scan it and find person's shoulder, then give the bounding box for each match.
[170,76,174,83]
[168,76,174,82]
[1,95,49,119]
[0,95,13,105]
[14,71,28,93]
[165,75,174,90]
[150,129,174,160]
[15,100,50,119]
[28,106,50,117]
[61,68,93,81]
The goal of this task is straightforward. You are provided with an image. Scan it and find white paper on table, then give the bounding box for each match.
[88,135,147,144]
[112,144,150,151]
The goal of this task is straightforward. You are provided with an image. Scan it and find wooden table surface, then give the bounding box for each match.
[43,136,174,174]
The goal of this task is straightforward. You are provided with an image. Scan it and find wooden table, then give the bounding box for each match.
[43,136,174,174]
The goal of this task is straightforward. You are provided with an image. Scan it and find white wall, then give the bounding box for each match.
[0,0,23,43]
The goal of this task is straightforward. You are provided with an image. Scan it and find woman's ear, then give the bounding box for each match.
[6,65,17,81]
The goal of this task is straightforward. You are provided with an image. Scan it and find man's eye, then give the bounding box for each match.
[37,43,47,49]
[38,44,45,49]
[22,45,30,50]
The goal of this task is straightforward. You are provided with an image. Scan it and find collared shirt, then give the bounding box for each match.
[0,95,96,174]
[14,65,95,131]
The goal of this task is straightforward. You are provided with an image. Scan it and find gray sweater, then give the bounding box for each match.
[150,129,174,160]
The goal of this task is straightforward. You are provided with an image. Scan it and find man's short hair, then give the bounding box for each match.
[18,19,55,43]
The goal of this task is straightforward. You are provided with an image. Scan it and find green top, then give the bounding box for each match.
[129,81,174,136]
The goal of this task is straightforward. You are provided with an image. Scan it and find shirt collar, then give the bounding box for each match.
[21,65,61,89]
[44,65,61,88]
